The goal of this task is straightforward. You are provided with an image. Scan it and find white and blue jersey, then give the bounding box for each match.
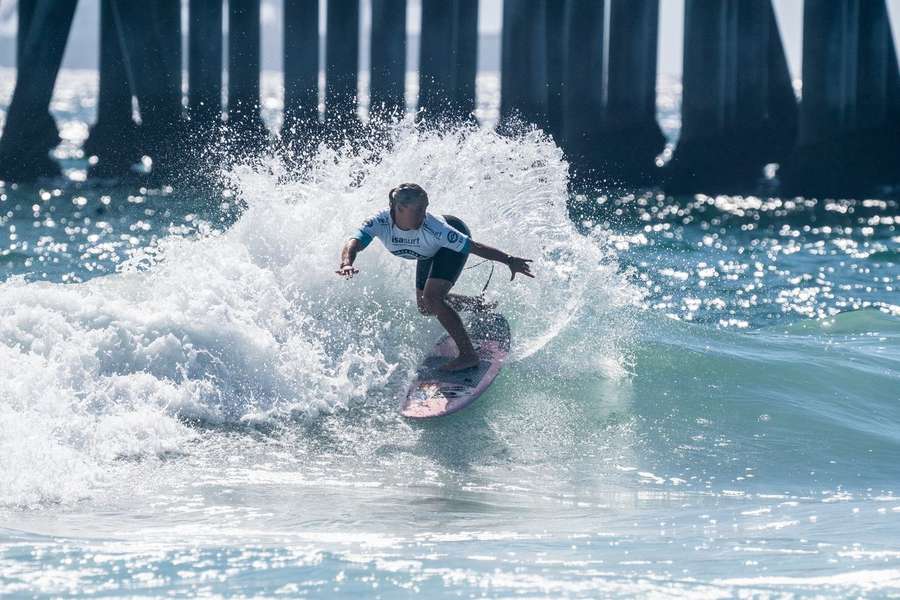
[351,209,471,260]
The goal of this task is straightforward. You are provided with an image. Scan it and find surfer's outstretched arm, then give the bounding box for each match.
[468,241,535,281]
[337,238,362,278]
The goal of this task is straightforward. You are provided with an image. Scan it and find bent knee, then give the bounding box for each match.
[421,293,445,315]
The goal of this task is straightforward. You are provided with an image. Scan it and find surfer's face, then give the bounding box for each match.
[393,200,428,230]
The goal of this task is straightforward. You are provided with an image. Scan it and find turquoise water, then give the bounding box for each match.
[1,70,900,597]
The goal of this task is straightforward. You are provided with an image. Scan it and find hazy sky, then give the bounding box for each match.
[1,0,899,79]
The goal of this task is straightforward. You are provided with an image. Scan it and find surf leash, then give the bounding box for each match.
[481,263,495,294]
[464,259,495,295]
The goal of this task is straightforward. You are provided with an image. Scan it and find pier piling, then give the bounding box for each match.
[0,0,78,182]
[325,0,360,128]
[419,0,478,124]
[189,0,224,135]
[453,0,479,123]
[560,0,605,175]
[282,0,320,139]
[500,0,551,133]
[16,0,36,69]
[666,0,797,192]
[110,0,184,180]
[783,0,900,194]
[85,0,142,178]
[605,0,666,181]
[370,0,406,122]
[15,0,60,161]
[544,1,565,144]
[228,0,268,144]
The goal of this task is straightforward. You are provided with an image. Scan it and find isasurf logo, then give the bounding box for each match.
[391,236,420,246]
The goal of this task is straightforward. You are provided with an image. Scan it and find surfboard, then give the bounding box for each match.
[400,312,511,419]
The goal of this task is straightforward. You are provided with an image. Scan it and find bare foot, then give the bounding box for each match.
[439,354,480,372]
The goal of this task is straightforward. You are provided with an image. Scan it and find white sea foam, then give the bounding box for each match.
[0,121,633,507]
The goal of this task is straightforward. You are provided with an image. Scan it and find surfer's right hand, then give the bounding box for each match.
[336,264,359,278]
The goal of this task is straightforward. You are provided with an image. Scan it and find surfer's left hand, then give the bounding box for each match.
[507,257,534,280]
[336,264,359,278]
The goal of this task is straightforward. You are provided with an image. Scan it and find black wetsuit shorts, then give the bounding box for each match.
[415,215,470,290]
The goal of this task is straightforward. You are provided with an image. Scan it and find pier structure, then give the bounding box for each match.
[500,0,552,134]
[84,0,142,177]
[228,0,268,147]
[16,0,34,68]
[560,0,605,175]
[282,0,320,141]
[544,2,565,144]
[111,0,185,181]
[666,0,798,192]
[418,0,478,124]
[188,0,224,138]
[1,0,898,196]
[0,0,77,181]
[324,0,360,128]
[16,0,61,167]
[370,0,407,122]
[557,0,664,182]
[604,0,666,181]
[782,0,900,194]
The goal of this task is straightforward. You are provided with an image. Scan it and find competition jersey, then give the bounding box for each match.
[351,209,471,260]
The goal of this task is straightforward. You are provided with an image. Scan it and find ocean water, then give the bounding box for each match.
[1,69,899,598]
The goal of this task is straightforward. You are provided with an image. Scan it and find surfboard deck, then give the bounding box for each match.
[400,312,511,419]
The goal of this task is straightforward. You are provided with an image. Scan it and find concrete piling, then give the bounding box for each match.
[22,0,65,160]
[544,1,565,144]
[419,0,478,124]
[500,0,550,132]
[418,0,454,122]
[370,0,406,121]
[228,0,267,141]
[560,0,605,174]
[666,0,798,192]
[2,0,897,194]
[16,0,36,69]
[111,0,184,180]
[605,0,666,181]
[453,0,479,122]
[782,0,900,194]
[283,0,320,138]
[325,0,360,127]
[189,0,224,134]
[85,0,142,178]
[0,0,78,181]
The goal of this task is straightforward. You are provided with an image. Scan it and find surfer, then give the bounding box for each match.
[337,183,534,371]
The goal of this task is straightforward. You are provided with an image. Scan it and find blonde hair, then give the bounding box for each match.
[389,183,428,208]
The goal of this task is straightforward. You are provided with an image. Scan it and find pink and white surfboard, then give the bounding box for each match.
[400,313,511,419]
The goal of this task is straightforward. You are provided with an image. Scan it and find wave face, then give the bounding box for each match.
[626,309,900,491]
